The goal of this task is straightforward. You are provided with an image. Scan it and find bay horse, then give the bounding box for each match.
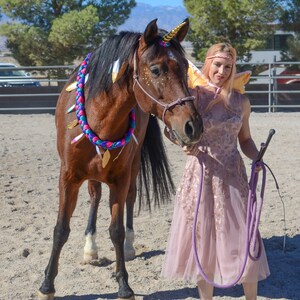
[38,18,203,300]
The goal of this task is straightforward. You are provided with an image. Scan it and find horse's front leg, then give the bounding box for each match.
[109,182,134,300]
[38,168,81,300]
[83,180,102,264]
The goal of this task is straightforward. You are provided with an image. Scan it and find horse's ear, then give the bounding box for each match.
[142,19,158,45]
[175,18,189,43]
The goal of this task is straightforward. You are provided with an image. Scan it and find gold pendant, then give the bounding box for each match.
[102,150,111,168]
[66,81,77,92]
[67,119,78,129]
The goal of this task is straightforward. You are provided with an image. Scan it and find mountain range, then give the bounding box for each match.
[119,2,189,32]
[0,2,189,31]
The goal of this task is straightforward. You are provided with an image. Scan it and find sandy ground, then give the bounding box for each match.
[0,112,299,300]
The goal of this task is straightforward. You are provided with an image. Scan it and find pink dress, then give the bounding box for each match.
[162,86,270,285]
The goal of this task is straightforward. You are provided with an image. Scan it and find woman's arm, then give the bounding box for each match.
[238,96,260,161]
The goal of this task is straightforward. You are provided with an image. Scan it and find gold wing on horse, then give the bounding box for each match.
[66,60,128,92]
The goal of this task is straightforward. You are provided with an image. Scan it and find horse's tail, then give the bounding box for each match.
[138,115,176,211]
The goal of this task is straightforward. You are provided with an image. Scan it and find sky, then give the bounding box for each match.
[138,0,184,7]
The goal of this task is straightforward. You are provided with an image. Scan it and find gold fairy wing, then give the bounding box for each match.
[188,60,208,88]
[232,70,252,94]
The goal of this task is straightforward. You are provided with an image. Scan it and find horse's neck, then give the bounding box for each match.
[86,90,136,140]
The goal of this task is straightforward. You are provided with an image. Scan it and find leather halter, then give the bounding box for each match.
[132,51,195,124]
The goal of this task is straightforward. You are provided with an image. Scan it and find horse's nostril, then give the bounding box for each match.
[185,121,194,138]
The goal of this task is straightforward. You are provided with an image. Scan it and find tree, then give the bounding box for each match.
[278,0,300,62]
[184,0,280,62]
[279,0,300,32]
[0,0,136,66]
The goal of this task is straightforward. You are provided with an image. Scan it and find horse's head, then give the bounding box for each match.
[133,18,203,146]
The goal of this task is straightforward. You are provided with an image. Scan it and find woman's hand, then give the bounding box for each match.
[253,159,263,173]
[164,126,201,156]
[182,144,200,156]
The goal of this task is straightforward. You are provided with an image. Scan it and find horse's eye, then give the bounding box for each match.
[150,65,161,76]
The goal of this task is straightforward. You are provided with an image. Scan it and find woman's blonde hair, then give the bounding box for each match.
[201,43,237,109]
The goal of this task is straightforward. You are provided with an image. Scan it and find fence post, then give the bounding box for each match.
[268,62,272,113]
[272,56,278,112]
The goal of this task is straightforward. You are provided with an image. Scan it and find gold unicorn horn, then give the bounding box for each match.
[161,19,187,45]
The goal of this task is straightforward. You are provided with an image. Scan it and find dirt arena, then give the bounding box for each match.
[1,112,299,299]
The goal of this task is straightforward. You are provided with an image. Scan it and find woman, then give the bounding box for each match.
[162,43,270,300]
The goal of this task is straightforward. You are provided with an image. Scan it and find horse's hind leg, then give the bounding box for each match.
[124,150,142,262]
[38,169,81,300]
[83,180,102,264]
[124,182,136,261]
[83,179,135,263]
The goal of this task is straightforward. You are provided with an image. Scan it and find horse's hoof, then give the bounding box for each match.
[124,249,135,261]
[37,290,55,300]
[82,251,98,264]
[118,296,135,300]
[117,284,135,300]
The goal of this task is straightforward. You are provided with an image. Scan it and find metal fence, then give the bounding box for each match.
[242,61,300,112]
[0,65,74,113]
[0,62,300,113]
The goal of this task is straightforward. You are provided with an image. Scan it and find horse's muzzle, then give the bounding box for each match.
[172,113,203,146]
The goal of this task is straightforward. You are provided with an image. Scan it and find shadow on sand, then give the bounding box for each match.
[56,235,299,300]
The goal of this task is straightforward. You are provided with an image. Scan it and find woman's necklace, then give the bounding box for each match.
[208,81,223,99]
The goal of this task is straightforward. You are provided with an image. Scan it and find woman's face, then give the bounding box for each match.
[208,52,233,87]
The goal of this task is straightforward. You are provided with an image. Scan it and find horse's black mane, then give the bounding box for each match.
[86,31,140,100]
[86,29,185,100]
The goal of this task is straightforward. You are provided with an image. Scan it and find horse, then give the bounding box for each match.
[38,18,203,300]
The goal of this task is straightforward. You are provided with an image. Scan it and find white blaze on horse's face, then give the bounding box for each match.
[167,49,178,62]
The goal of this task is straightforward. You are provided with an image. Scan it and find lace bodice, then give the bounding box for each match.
[190,86,246,176]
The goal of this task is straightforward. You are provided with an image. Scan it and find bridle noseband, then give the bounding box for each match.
[132,51,195,124]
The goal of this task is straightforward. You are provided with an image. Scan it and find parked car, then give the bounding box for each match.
[277,69,300,84]
[249,67,286,84]
[250,67,300,85]
[0,63,41,87]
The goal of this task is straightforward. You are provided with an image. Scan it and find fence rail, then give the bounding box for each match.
[0,62,300,113]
